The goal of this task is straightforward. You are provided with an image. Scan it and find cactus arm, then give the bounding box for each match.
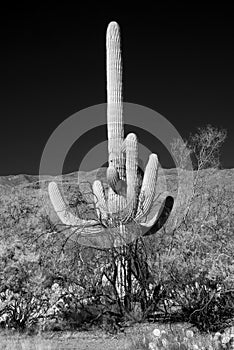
[121,137,144,192]
[106,166,120,194]
[92,180,108,221]
[139,192,170,227]
[141,195,174,235]
[48,182,98,227]
[78,225,106,235]
[135,154,159,221]
[124,133,139,221]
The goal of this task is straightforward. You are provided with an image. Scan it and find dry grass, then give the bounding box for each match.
[2,323,234,350]
[0,327,131,350]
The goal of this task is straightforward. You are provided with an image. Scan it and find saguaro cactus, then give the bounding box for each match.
[48,21,173,246]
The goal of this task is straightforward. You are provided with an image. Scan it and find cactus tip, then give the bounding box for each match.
[107,21,120,41]
[48,181,57,192]
[108,21,119,29]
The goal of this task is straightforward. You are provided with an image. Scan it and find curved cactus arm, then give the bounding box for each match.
[78,224,106,235]
[124,133,139,221]
[135,154,158,221]
[48,182,98,227]
[139,191,170,227]
[140,195,174,236]
[107,166,120,194]
[92,180,108,221]
[66,222,107,238]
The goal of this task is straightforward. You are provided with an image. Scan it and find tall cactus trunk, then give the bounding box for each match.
[106,22,131,303]
[106,21,125,213]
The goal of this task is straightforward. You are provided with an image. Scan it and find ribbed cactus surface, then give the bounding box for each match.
[48,21,173,247]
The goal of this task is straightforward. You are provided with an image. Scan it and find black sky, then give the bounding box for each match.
[0,3,233,175]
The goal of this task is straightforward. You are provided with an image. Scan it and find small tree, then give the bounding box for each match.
[188,124,227,171]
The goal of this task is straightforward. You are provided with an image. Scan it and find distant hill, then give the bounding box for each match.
[0,174,39,188]
[1,168,233,194]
